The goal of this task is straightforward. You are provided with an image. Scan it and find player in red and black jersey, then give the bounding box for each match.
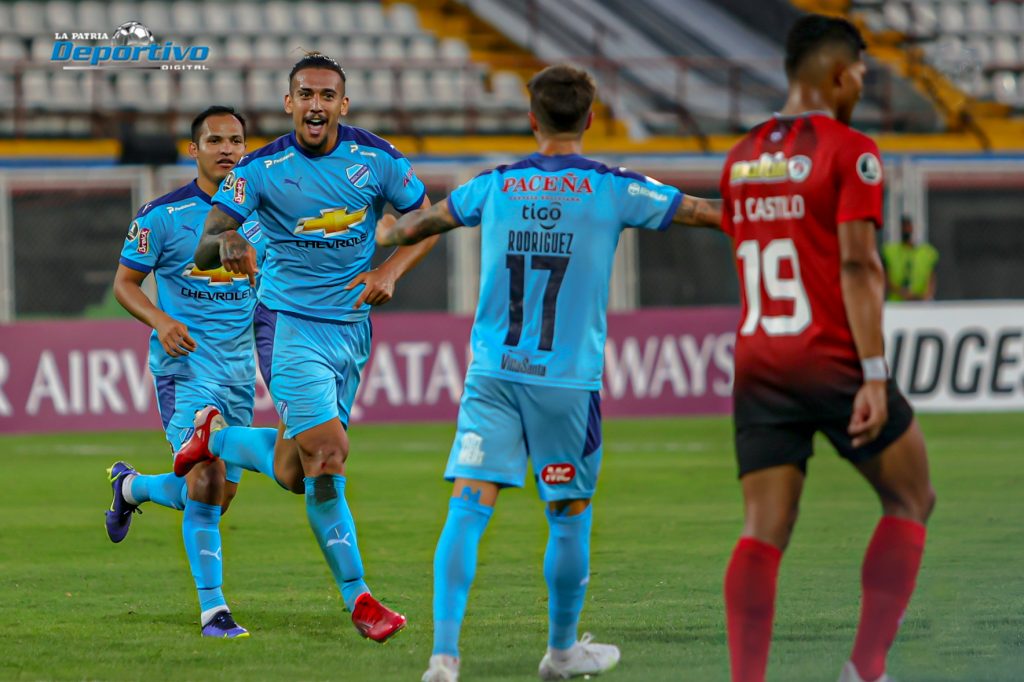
[718,15,935,682]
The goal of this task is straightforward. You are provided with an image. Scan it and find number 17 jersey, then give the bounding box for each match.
[449,153,682,390]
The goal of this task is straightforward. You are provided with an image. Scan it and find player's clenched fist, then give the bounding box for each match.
[848,381,889,448]
[154,313,197,357]
[219,231,258,286]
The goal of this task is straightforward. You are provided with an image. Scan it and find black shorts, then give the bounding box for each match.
[733,379,915,477]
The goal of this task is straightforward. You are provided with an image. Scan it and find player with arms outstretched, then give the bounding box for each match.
[106,106,263,637]
[176,53,437,642]
[375,64,722,681]
[718,16,936,682]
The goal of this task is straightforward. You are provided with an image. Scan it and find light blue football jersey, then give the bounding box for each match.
[449,153,683,390]
[211,126,427,322]
[119,179,264,385]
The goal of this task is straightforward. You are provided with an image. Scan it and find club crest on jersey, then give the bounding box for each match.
[730,152,812,185]
[242,220,262,243]
[126,220,140,242]
[222,171,237,191]
[346,163,371,189]
[181,263,249,285]
[856,152,883,185]
[295,206,368,236]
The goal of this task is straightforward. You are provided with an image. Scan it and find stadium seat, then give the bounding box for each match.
[379,37,406,61]
[367,69,397,108]
[146,71,173,112]
[169,1,201,32]
[233,3,265,36]
[0,5,11,37]
[910,1,938,37]
[75,1,107,30]
[992,2,1021,34]
[492,70,527,107]
[356,3,388,34]
[51,71,87,112]
[108,2,140,26]
[346,36,375,61]
[22,71,50,109]
[343,69,366,101]
[224,36,254,62]
[323,4,356,33]
[247,69,281,110]
[966,3,992,33]
[389,3,420,35]
[139,0,170,32]
[264,1,296,35]
[991,70,1022,105]
[115,71,152,111]
[966,38,992,68]
[200,2,232,34]
[408,37,436,63]
[13,1,44,34]
[45,1,75,31]
[314,37,347,61]
[992,36,1019,66]
[30,37,55,63]
[439,38,470,63]
[295,1,323,33]
[0,37,27,61]
[212,71,245,109]
[179,71,211,110]
[937,3,965,35]
[253,36,285,61]
[401,70,431,109]
[0,73,15,110]
[883,2,911,34]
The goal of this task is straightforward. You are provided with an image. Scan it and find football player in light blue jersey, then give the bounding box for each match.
[104,106,264,638]
[376,65,722,681]
[176,53,438,643]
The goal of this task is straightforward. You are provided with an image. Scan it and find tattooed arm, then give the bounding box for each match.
[376,199,461,247]
[670,195,723,229]
[194,206,256,284]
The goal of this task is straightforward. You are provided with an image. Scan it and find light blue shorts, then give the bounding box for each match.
[444,373,604,502]
[269,312,371,439]
[153,377,254,484]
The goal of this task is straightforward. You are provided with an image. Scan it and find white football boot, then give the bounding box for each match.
[838,660,894,682]
[538,633,620,680]
[422,654,460,682]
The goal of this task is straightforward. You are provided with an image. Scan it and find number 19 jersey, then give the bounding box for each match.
[449,153,682,390]
[720,112,884,423]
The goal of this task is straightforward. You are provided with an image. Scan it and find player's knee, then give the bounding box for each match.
[548,498,591,516]
[299,437,347,474]
[745,503,799,551]
[880,483,935,524]
[187,460,226,504]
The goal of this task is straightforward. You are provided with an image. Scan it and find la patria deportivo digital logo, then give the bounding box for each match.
[51,21,210,71]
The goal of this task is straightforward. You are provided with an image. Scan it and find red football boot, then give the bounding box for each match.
[351,593,407,643]
[172,405,225,477]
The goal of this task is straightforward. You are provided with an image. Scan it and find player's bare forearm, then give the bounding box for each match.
[378,199,460,247]
[194,206,242,270]
[113,265,169,330]
[839,220,886,361]
[672,195,723,229]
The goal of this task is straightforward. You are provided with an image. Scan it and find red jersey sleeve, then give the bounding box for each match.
[834,131,884,229]
[719,152,735,237]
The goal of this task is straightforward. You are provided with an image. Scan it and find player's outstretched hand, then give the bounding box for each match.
[155,313,197,357]
[220,232,258,286]
[848,380,888,448]
[375,213,398,247]
[345,268,397,309]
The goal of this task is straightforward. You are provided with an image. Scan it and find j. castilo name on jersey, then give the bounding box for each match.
[500,353,547,377]
[179,287,255,301]
[296,232,369,249]
[731,195,805,223]
[507,230,574,255]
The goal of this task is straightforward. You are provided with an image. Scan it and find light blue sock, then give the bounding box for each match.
[210,427,280,485]
[129,473,187,511]
[432,495,494,657]
[544,505,593,650]
[305,475,369,611]
[182,498,226,616]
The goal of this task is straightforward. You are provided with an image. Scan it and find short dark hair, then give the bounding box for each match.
[190,105,246,143]
[785,14,866,79]
[289,51,347,91]
[527,64,596,135]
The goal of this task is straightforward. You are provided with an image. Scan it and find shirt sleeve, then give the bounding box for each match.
[719,157,735,238]
[373,151,427,214]
[211,162,262,225]
[614,171,683,231]
[446,172,493,228]
[118,209,163,273]
[835,133,884,229]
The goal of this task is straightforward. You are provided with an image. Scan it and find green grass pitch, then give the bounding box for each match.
[1,414,1021,681]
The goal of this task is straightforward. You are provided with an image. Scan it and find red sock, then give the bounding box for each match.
[850,516,927,681]
[725,537,782,682]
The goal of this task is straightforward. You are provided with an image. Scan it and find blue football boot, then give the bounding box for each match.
[105,461,140,543]
[201,610,249,638]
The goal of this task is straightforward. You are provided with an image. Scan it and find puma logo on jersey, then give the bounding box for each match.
[284,177,303,191]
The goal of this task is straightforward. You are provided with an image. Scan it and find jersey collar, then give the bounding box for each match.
[526,152,588,172]
[190,179,213,205]
[772,110,832,121]
[289,126,344,159]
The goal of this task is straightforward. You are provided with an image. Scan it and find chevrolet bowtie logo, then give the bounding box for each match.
[183,264,248,285]
[295,206,368,236]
